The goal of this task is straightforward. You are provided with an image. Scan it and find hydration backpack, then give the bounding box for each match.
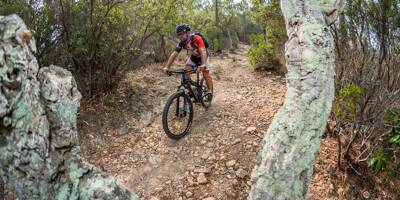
[190,32,209,49]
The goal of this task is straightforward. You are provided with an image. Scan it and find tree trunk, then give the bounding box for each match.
[160,34,168,61]
[215,0,220,27]
[227,29,233,50]
[0,15,139,200]
[248,1,345,199]
[0,178,4,200]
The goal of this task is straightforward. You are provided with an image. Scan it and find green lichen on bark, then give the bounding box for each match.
[0,14,139,200]
[248,1,345,199]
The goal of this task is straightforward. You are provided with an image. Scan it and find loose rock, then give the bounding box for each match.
[194,167,210,174]
[197,173,208,184]
[185,191,193,197]
[232,139,241,145]
[226,160,236,167]
[246,127,256,133]
[235,168,247,179]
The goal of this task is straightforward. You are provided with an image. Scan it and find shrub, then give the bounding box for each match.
[383,108,400,146]
[247,34,273,70]
[335,83,365,121]
[367,108,400,174]
[368,151,390,172]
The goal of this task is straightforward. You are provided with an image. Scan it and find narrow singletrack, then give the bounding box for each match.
[79,44,286,199]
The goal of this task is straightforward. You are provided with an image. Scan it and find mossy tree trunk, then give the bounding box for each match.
[0,15,139,200]
[248,1,345,199]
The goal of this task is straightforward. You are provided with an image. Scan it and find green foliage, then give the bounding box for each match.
[204,26,224,52]
[366,109,400,174]
[237,12,259,43]
[0,0,256,95]
[185,0,254,51]
[248,0,286,71]
[330,1,400,184]
[389,134,400,146]
[247,34,273,70]
[368,151,390,172]
[383,108,400,146]
[335,83,364,120]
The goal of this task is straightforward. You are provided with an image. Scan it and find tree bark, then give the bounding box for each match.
[215,0,220,27]
[248,1,345,199]
[0,15,139,200]
[0,178,4,200]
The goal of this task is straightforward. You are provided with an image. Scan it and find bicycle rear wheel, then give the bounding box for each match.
[162,91,193,139]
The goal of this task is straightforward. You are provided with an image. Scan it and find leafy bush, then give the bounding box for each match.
[335,83,365,120]
[383,108,400,146]
[204,26,224,52]
[1,0,258,95]
[248,0,287,72]
[368,151,390,172]
[367,108,400,174]
[332,84,400,176]
[331,0,400,177]
[247,34,273,70]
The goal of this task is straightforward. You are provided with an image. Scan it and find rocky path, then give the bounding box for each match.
[79,44,287,199]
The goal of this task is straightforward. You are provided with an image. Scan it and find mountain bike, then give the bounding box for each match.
[162,68,213,139]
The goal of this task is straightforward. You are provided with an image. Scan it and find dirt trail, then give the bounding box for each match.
[79,44,287,199]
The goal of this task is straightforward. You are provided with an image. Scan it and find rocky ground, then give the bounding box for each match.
[79,44,286,199]
[78,44,399,200]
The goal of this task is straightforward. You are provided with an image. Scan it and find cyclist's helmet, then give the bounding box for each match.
[176,24,191,35]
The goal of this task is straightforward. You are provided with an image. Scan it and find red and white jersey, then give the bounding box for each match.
[175,34,205,58]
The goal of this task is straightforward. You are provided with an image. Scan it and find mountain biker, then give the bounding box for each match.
[163,23,213,96]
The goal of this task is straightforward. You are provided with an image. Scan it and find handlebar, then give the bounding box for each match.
[167,69,198,76]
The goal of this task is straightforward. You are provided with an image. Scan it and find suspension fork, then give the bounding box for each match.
[175,95,180,117]
[175,87,189,117]
[175,86,184,117]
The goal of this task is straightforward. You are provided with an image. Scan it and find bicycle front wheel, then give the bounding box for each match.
[162,91,193,139]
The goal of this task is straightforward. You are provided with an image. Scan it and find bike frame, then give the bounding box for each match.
[171,69,202,102]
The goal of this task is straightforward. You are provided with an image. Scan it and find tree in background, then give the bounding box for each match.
[1,0,139,95]
[0,0,256,96]
[247,0,286,72]
[329,0,400,187]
